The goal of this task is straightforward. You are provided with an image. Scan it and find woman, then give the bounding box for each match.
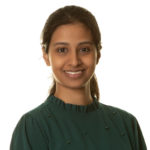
[10,5,147,150]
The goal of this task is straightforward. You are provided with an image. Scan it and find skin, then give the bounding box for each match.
[42,23,100,106]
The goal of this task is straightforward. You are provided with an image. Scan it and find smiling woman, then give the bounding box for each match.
[40,7,102,105]
[10,5,147,150]
[41,22,101,106]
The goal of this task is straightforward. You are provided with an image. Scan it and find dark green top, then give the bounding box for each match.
[10,94,147,150]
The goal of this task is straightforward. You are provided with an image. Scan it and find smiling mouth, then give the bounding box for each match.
[63,69,85,78]
[64,69,85,72]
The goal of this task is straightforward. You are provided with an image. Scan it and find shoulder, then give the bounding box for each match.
[21,101,50,124]
[99,102,137,124]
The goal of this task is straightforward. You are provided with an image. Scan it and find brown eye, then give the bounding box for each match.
[57,48,67,53]
[56,47,90,53]
[80,48,90,52]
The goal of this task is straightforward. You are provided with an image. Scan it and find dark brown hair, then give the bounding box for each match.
[40,5,102,101]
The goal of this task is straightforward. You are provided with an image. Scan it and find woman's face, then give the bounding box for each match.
[42,23,100,89]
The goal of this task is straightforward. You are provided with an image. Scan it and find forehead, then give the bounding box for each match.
[50,23,93,44]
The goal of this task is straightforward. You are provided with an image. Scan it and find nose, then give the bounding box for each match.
[68,51,82,66]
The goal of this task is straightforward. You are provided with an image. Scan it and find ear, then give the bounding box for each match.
[42,47,50,66]
[96,51,100,65]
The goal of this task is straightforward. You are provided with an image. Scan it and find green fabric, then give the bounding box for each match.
[10,94,147,150]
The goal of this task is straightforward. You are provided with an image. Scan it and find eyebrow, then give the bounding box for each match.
[53,41,94,47]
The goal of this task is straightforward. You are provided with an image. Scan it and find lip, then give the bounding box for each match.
[64,70,85,79]
[64,69,85,72]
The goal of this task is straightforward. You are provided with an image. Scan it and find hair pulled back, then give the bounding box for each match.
[39,4,104,101]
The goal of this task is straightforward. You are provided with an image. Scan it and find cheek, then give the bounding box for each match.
[50,51,96,71]
[84,54,96,68]
[50,55,64,70]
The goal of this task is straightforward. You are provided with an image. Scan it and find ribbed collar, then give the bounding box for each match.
[46,94,100,113]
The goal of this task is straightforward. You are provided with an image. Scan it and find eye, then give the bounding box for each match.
[57,48,67,53]
[80,48,90,52]
[56,47,90,53]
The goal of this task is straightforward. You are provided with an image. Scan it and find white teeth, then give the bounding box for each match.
[65,71,82,74]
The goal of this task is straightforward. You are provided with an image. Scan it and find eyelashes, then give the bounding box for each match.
[56,47,91,53]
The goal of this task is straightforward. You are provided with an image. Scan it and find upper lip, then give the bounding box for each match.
[64,69,85,72]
